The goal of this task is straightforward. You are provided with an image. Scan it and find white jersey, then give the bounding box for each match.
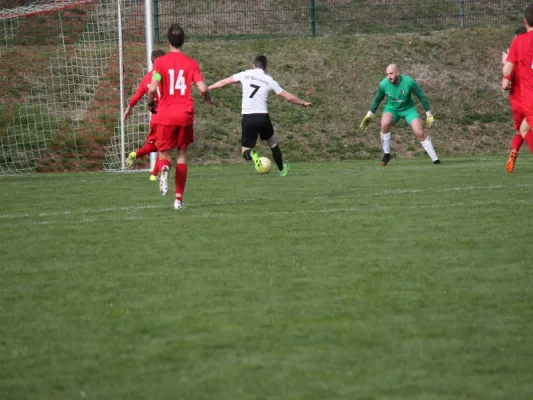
[233,69,283,114]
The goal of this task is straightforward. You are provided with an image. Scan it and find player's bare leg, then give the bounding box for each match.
[411,118,440,164]
[519,118,533,154]
[379,113,395,166]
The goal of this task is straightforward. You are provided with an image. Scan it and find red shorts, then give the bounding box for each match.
[156,124,194,152]
[509,98,525,132]
[146,122,157,144]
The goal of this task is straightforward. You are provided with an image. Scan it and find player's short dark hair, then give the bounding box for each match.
[525,4,533,26]
[151,49,165,63]
[515,26,527,35]
[253,55,267,70]
[168,24,185,48]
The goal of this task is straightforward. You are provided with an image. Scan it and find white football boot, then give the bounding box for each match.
[160,165,169,196]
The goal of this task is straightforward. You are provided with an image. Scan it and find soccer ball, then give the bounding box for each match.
[256,156,272,174]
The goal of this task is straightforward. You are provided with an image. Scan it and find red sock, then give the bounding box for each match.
[511,133,524,152]
[159,158,172,171]
[524,131,533,154]
[151,153,160,176]
[136,142,158,159]
[175,163,187,200]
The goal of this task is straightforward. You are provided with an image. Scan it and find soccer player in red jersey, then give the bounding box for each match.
[502,27,527,173]
[503,4,533,162]
[123,49,165,180]
[147,24,212,210]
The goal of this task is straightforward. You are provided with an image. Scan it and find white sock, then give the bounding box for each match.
[420,137,438,161]
[380,132,391,154]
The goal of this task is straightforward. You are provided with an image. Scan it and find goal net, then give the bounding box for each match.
[0,0,151,175]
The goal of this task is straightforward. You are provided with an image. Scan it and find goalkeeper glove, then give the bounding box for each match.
[425,111,435,129]
[147,100,157,114]
[360,111,374,130]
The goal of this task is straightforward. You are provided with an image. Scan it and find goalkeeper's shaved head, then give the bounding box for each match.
[386,64,399,73]
[386,64,400,84]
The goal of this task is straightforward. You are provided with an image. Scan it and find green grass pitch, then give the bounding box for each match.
[1,156,533,399]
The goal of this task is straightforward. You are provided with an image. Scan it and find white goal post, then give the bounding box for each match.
[0,0,154,175]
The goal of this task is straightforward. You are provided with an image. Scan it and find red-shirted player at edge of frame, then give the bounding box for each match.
[502,26,527,173]
[503,3,533,171]
[123,49,166,181]
[147,24,213,210]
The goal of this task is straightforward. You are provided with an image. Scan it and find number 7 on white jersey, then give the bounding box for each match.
[168,69,186,95]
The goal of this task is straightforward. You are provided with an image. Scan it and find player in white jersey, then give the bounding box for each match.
[209,55,312,176]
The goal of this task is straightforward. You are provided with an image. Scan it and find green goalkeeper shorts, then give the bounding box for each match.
[383,106,420,125]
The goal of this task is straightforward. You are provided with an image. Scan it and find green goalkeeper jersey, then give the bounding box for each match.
[369,74,430,113]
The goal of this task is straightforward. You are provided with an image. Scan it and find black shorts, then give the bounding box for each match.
[241,113,274,148]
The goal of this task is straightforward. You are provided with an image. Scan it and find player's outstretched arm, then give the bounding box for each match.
[124,81,148,120]
[209,76,236,91]
[502,61,514,92]
[503,61,514,79]
[410,81,434,128]
[411,81,431,112]
[278,90,312,108]
[147,76,160,114]
[361,87,385,129]
[123,105,132,120]
[502,76,512,91]
[196,81,213,105]
[502,48,509,65]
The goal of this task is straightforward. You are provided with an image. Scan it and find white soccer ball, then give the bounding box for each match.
[256,156,272,174]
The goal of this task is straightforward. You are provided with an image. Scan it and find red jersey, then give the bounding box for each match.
[152,51,203,126]
[507,31,533,104]
[129,70,160,124]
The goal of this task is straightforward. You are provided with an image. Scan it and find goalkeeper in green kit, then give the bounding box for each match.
[360,64,440,166]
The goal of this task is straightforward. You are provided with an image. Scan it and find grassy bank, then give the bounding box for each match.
[184,26,518,163]
[1,26,522,171]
